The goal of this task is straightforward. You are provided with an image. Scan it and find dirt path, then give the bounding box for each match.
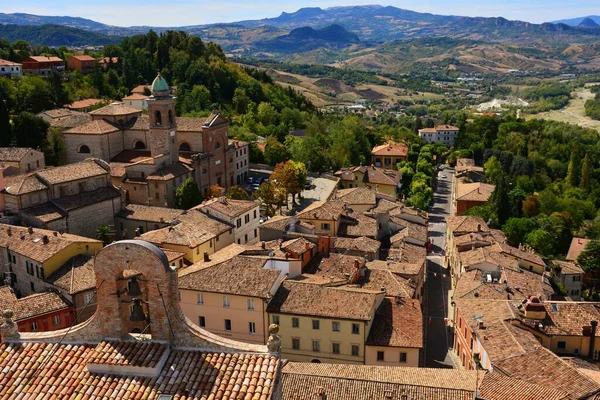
[526,87,600,132]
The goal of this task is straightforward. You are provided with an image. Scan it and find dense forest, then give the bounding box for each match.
[585,85,600,120]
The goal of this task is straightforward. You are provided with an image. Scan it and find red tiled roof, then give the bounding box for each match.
[0,341,278,400]
[371,142,408,157]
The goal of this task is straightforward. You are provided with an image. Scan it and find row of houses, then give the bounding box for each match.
[0,55,118,78]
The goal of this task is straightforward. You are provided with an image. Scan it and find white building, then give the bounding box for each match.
[418,125,459,146]
[0,59,22,78]
[197,197,260,245]
[122,94,148,110]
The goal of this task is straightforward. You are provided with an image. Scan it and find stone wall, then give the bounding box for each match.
[66,196,121,238]
[64,134,106,164]
[123,129,150,150]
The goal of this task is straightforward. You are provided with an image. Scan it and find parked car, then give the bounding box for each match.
[252,183,260,191]
[247,177,254,184]
[304,179,312,190]
[441,173,447,178]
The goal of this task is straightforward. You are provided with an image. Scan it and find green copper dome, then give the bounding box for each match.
[151,73,169,93]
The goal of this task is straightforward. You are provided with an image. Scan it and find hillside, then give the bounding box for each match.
[254,24,360,53]
[0,24,121,46]
[552,16,600,26]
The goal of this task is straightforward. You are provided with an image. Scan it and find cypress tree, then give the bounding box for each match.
[490,174,511,226]
[580,153,591,190]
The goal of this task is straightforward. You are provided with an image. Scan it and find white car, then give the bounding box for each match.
[441,174,447,178]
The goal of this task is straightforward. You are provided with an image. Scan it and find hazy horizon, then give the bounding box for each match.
[1,1,599,27]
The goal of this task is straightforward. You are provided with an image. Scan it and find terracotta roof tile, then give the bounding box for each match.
[493,347,600,399]
[305,253,366,283]
[145,161,194,181]
[331,236,381,254]
[567,237,592,261]
[260,216,296,231]
[335,165,402,186]
[139,209,232,248]
[296,200,345,221]
[367,259,424,279]
[64,119,121,135]
[49,112,92,128]
[66,98,104,110]
[355,269,416,298]
[281,362,479,393]
[0,223,100,263]
[366,298,423,348]
[69,55,95,61]
[387,243,427,264]
[447,216,489,236]
[3,172,47,195]
[338,212,378,238]
[35,159,109,185]
[371,142,409,157]
[551,259,585,275]
[89,103,141,116]
[21,202,65,223]
[281,237,315,254]
[0,341,278,400]
[198,197,258,218]
[456,182,494,202]
[88,340,169,368]
[0,147,41,162]
[179,255,279,298]
[53,187,120,211]
[390,219,428,245]
[267,280,380,321]
[47,255,96,295]
[116,204,184,223]
[478,371,568,400]
[333,187,377,206]
[0,287,71,323]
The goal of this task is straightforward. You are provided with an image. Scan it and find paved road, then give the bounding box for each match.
[424,168,459,368]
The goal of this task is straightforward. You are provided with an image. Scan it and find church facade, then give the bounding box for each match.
[62,74,249,207]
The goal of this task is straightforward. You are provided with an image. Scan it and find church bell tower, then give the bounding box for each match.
[147,73,178,165]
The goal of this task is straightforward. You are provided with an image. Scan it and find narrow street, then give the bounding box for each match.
[424,168,459,368]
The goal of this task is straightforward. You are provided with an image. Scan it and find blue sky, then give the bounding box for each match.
[3,1,599,26]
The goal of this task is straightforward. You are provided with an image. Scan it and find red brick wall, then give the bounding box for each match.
[454,308,475,370]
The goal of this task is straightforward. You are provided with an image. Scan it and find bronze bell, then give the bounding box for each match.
[127,276,142,297]
[129,298,147,322]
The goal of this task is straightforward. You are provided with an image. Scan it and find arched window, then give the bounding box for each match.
[179,142,191,152]
[78,145,91,154]
[168,110,174,125]
[155,110,162,126]
[134,141,146,149]
[131,327,142,333]
[215,141,221,150]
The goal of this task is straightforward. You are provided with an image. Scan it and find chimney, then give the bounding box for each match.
[478,320,485,330]
[590,320,598,358]
[159,217,165,223]
[27,227,33,234]
[477,224,481,232]
[53,231,58,237]
[305,242,311,251]
[354,259,360,269]
[203,251,210,262]
[261,241,266,250]
[42,235,49,244]
[6,228,11,236]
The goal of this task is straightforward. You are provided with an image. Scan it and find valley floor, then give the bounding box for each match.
[526,86,600,132]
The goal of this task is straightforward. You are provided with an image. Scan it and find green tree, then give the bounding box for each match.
[0,99,11,146]
[263,137,290,166]
[271,160,307,205]
[254,182,280,217]
[257,102,278,126]
[232,87,251,114]
[490,174,511,226]
[502,218,538,247]
[484,156,503,184]
[577,240,600,282]
[525,228,554,257]
[226,185,249,200]
[175,178,203,209]
[96,225,113,246]
[566,151,579,187]
[580,153,591,190]
[12,112,49,148]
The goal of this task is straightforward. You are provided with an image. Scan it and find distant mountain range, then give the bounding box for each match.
[2,6,600,52]
[551,16,600,27]
[0,24,121,46]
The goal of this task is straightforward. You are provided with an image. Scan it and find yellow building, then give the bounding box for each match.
[513,301,600,359]
[335,165,402,198]
[295,200,344,237]
[267,280,385,364]
[138,209,234,263]
[179,255,284,344]
[370,142,408,168]
[0,224,102,297]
